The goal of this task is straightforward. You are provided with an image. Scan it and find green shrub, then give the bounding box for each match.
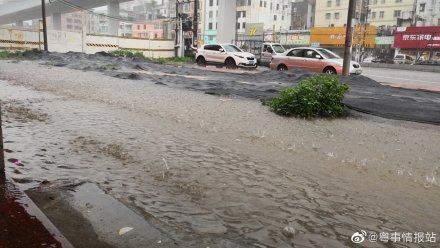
[0,51,23,60]
[110,50,144,58]
[152,56,194,64]
[269,74,349,118]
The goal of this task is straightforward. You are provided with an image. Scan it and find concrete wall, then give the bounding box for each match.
[87,34,174,58]
[0,27,41,50]
[361,62,440,73]
[0,27,175,58]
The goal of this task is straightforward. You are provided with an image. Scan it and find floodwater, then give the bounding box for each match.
[1,62,440,248]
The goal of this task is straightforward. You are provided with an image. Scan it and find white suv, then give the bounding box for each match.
[195,43,257,69]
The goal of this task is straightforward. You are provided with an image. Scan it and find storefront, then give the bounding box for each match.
[310,26,376,59]
[394,26,440,61]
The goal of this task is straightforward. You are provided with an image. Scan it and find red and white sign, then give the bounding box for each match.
[394,26,440,49]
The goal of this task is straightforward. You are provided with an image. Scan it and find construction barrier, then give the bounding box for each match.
[0,27,175,58]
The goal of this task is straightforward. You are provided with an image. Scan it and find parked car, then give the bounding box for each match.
[195,44,257,69]
[393,54,414,64]
[258,43,286,66]
[372,57,394,64]
[269,47,362,75]
[362,56,375,63]
[414,60,440,66]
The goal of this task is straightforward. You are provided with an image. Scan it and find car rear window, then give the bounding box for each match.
[395,55,404,59]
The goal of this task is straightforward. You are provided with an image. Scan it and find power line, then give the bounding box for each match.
[49,0,130,21]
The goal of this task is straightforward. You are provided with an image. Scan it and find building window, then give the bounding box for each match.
[209,11,213,18]
[137,25,140,29]
[248,0,252,6]
[334,12,340,19]
[336,0,340,6]
[326,13,331,20]
[260,0,262,7]
[327,0,332,7]
[395,0,402,3]
[420,3,426,12]
[264,1,266,7]
[371,11,376,18]
[209,22,213,30]
[236,23,240,29]
[394,10,401,17]
[243,11,246,17]
[379,11,384,19]
[144,25,146,29]
[276,4,279,10]
[274,15,277,21]
[242,22,246,29]
[209,0,213,7]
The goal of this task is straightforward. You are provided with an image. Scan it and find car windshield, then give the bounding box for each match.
[223,45,242,52]
[316,48,341,59]
[272,45,285,53]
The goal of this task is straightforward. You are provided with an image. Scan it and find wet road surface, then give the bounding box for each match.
[0,61,440,247]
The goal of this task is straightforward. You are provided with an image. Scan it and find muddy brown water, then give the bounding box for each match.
[0,63,440,248]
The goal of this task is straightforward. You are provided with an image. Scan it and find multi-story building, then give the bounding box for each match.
[236,0,292,34]
[132,19,165,38]
[291,0,315,30]
[368,0,415,27]
[415,0,440,26]
[315,0,418,28]
[314,0,368,27]
[204,0,295,44]
[204,0,219,44]
[93,8,135,36]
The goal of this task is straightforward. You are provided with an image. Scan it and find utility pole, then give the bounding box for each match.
[0,103,5,176]
[41,0,48,51]
[175,0,179,57]
[361,0,369,63]
[193,0,198,47]
[342,0,356,76]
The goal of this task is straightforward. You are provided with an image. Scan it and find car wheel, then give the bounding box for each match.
[225,58,237,69]
[277,64,288,71]
[323,67,336,75]
[196,56,206,67]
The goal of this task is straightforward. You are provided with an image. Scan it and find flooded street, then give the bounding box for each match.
[1,61,440,247]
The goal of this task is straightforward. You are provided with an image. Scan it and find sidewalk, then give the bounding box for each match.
[0,174,73,248]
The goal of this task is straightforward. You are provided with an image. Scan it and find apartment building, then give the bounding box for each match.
[315,0,367,27]
[415,0,440,26]
[291,0,315,30]
[368,0,415,27]
[204,0,294,44]
[315,0,417,28]
[204,0,219,44]
[236,0,292,34]
[132,19,165,38]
